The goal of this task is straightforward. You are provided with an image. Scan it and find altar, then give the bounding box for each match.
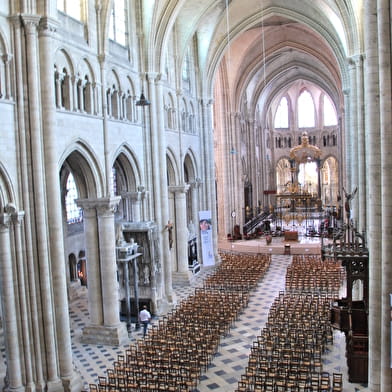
[284,231,299,241]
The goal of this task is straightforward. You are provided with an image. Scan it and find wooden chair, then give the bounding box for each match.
[319,372,331,391]
[332,372,343,392]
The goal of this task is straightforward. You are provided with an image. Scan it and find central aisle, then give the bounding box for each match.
[194,254,289,391]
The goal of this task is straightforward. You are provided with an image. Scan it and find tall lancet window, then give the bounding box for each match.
[57,0,82,20]
[274,96,289,128]
[109,0,127,46]
[323,95,338,126]
[298,90,315,128]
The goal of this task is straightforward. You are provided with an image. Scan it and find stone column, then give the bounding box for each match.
[354,55,366,232]
[39,17,82,391]
[342,88,350,197]
[191,179,201,231]
[22,15,61,389]
[10,15,45,388]
[77,202,104,325]
[378,0,392,390]
[11,209,35,389]
[364,1,382,390]
[55,71,62,108]
[200,98,219,258]
[97,198,122,326]
[0,213,23,392]
[191,179,201,256]
[98,55,114,196]
[347,58,358,217]
[2,54,12,99]
[76,197,128,345]
[169,185,190,276]
[151,74,174,303]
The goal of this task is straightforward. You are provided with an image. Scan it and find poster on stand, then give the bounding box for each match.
[199,210,215,266]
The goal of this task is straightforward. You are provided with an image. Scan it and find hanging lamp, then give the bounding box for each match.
[136,91,150,106]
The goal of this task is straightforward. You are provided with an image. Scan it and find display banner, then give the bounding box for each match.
[199,210,215,266]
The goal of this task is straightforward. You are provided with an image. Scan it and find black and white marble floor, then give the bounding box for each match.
[70,251,368,392]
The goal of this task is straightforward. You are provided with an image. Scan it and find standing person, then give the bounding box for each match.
[139,305,151,337]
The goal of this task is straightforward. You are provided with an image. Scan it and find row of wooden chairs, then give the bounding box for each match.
[204,252,271,291]
[88,252,271,392]
[285,256,344,295]
[235,255,343,392]
[236,371,342,391]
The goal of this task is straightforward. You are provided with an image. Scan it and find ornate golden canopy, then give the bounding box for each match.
[289,132,321,163]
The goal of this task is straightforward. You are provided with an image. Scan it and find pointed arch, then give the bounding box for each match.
[276,157,291,194]
[124,76,137,122]
[0,162,16,209]
[321,155,339,205]
[183,149,198,182]
[112,144,143,193]
[323,94,338,126]
[106,69,122,118]
[59,139,105,199]
[54,48,76,110]
[180,97,188,132]
[298,89,315,128]
[75,57,98,114]
[274,96,289,129]
[166,148,179,186]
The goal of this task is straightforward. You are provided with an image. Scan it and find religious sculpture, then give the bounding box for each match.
[116,224,126,246]
[164,220,174,249]
[342,186,358,221]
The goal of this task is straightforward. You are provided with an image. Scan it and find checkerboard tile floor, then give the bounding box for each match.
[70,254,368,392]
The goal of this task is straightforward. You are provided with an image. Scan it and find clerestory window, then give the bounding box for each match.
[323,95,338,126]
[298,90,315,128]
[109,0,127,46]
[274,96,289,128]
[57,0,82,20]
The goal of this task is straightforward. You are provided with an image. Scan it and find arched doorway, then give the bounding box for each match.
[321,156,339,207]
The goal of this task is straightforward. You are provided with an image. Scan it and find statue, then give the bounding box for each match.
[164,220,174,249]
[116,224,126,246]
[342,187,358,221]
[188,220,196,240]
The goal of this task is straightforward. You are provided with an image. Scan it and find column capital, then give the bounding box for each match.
[0,213,12,230]
[168,184,190,194]
[199,98,213,107]
[21,15,41,33]
[348,54,364,66]
[38,16,59,36]
[2,54,13,64]
[11,211,25,225]
[3,203,25,225]
[190,178,202,189]
[76,196,121,216]
[121,190,146,202]
[146,72,160,83]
